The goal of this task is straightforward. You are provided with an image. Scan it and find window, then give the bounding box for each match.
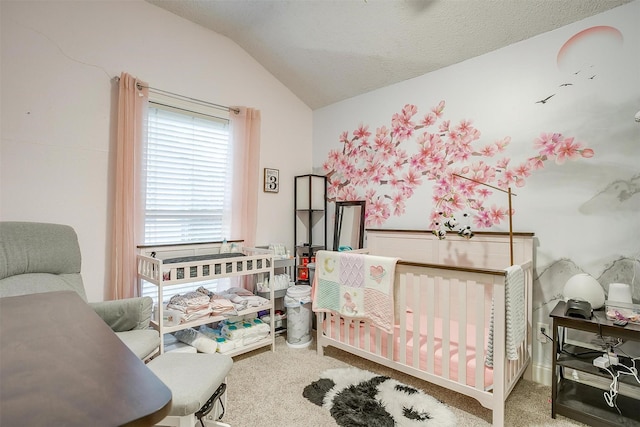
[141,98,234,301]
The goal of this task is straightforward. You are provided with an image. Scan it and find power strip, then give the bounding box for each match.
[594,356,611,369]
[593,354,619,369]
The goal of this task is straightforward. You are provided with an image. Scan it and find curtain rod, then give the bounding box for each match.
[112,76,240,114]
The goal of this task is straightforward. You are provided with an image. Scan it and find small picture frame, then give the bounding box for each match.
[264,168,279,193]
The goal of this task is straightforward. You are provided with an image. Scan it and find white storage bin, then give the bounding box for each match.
[284,285,312,348]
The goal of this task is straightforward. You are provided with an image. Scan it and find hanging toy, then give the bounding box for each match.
[444,217,458,230]
[458,226,474,239]
[432,214,447,240]
[433,229,446,240]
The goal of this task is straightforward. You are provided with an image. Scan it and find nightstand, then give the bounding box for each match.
[550,301,640,426]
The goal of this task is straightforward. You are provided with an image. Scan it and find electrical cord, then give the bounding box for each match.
[601,365,622,415]
[541,330,554,342]
[554,333,602,357]
[545,328,605,358]
[589,314,640,416]
[599,349,639,417]
[612,348,640,384]
[561,347,602,358]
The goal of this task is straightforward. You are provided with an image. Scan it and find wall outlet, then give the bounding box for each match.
[537,322,549,343]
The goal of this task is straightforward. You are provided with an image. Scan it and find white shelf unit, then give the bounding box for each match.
[137,242,275,356]
[256,257,295,335]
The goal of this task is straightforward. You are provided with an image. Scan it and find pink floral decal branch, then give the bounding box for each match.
[323,101,594,231]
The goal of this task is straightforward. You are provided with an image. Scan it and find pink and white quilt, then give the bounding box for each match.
[312,250,399,333]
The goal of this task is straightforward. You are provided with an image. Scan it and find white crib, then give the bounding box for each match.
[315,229,534,427]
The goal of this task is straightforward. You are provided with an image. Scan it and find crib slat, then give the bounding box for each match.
[441,277,450,380]
[387,327,393,361]
[364,319,370,352]
[398,273,407,365]
[458,278,467,386]
[492,277,506,410]
[426,276,435,374]
[475,281,486,389]
[413,274,421,369]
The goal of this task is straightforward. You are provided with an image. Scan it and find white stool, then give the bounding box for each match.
[148,353,233,427]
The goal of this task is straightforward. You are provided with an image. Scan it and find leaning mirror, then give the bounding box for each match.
[333,201,366,251]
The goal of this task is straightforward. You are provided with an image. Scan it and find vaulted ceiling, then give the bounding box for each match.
[147,0,631,109]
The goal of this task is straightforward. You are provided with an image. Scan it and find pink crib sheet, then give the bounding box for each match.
[324,313,494,389]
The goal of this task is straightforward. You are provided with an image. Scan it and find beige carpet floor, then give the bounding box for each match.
[221,335,588,427]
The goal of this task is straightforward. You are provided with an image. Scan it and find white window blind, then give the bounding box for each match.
[141,100,234,302]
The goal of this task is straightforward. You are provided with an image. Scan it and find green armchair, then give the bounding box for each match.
[0,221,160,360]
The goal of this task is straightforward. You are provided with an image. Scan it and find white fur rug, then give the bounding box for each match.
[303,367,457,427]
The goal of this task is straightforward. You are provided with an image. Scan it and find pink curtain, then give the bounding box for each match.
[110,73,148,299]
[230,107,261,247]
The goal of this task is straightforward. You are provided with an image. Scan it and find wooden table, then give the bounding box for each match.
[0,291,171,426]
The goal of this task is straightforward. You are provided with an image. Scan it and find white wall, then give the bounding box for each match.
[313,1,640,383]
[1,0,313,301]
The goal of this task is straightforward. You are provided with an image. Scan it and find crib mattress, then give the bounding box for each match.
[324,313,493,389]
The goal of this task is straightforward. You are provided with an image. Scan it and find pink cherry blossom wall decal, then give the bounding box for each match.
[323,101,594,229]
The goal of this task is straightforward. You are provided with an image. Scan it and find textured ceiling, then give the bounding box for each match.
[147,0,631,110]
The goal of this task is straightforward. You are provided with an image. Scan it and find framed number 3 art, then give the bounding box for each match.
[264,168,279,193]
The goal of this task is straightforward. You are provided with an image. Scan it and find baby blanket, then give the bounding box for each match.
[486,264,525,367]
[312,250,398,333]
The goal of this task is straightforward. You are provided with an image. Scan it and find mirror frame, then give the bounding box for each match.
[333,200,366,251]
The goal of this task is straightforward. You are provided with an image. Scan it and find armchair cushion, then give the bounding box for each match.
[116,329,161,360]
[90,297,154,332]
[148,353,233,416]
[90,297,159,359]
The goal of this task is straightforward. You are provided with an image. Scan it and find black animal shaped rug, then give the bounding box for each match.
[303,367,456,427]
